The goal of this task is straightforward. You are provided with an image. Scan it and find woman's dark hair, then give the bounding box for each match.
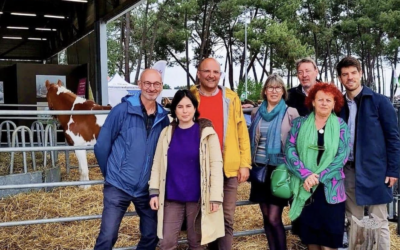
[170,89,200,122]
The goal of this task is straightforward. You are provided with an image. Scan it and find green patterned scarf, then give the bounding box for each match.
[289,112,340,220]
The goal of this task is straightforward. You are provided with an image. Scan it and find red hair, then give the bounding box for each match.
[305,82,344,113]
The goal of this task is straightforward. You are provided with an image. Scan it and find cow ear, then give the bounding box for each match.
[45,80,50,89]
[57,80,63,87]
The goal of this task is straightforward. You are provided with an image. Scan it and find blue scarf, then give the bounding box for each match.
[249,99,286,165]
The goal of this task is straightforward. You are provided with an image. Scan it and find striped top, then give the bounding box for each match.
[254,119,270,165]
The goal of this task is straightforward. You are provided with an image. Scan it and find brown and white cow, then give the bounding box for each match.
[46,80,111,188]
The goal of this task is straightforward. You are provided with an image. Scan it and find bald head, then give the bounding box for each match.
[197,58,222,94]
[198,58,221,71]
[140,69,162,82]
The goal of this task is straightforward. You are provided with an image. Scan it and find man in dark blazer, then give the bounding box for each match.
[287,57,319,116]
[337,56,400,250]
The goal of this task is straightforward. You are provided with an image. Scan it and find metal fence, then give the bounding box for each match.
[0,108,274,249]
[1,106,399,250]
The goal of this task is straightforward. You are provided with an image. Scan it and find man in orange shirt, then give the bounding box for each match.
[191,58,252,250]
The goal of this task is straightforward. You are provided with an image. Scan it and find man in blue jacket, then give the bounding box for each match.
[93,69,170,250]
[337,56,400,249]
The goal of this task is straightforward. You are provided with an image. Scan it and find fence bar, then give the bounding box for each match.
[0,110,109,115]
[111,227,293,250]
[0,212,138,227]
[0,145,93,153]
[0,199,258,227]
[0,104,48,107]
[0,180,104,190]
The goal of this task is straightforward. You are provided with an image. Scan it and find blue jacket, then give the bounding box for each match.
[94,93,170,197]
[338,86,400,205]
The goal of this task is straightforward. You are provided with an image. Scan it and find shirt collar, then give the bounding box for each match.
[345,86,363,103]
[198,86,220,96]
[302,87,307,96]
[139,95,156,116]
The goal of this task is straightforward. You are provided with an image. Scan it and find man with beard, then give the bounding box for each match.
[337,56,400,250]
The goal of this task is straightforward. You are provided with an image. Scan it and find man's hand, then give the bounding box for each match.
[237,167,250,183]
[149,197,159,210]
[210,203,220,213]
[303,173,319,192]
[385,176,398,188]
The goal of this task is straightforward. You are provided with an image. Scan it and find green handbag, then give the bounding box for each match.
[270,163,293,199]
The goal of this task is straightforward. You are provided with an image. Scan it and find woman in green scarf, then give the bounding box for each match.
[249,74,299,250]
[285,83,350,250]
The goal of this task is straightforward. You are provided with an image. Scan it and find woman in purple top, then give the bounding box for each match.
[149,90,225,249]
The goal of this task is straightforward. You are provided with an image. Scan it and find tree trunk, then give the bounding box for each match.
[198,0,215,61]
[252,64,258,84]
[124,13,130,83]
[260,50,268,84]
[381,56,386,95]
[134,1,150,83]
[377,55,381,94]
[166,47,196,84]
[223,53,228,87]
[185,9,190,89]
[269,46,273,74]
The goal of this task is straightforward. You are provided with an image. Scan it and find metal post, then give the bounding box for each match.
[244,21,248,100]
[94,20,109,106]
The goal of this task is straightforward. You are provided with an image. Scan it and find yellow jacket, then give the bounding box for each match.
[191,86,251,177]
[149,119,225,244]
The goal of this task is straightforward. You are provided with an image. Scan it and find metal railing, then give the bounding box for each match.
[1,106,399,250]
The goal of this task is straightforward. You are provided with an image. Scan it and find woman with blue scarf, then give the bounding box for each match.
[249,74,299,250]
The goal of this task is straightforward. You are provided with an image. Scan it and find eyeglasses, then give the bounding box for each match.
[198,69,222,75]
[141,81,163,89]
[297,70,313,76]
[266,87,283,93]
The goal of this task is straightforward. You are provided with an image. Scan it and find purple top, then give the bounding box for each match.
[166,123,201,202]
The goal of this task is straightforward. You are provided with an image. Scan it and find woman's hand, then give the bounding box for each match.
[303,173,319,192]
[210,202,220,213]
[150,197,159,210]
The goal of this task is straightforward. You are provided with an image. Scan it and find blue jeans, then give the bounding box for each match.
[94,183,158,250]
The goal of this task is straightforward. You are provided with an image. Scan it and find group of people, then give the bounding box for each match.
[92,55,400,250]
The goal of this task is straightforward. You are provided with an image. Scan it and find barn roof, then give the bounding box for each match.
[0,0,141,61]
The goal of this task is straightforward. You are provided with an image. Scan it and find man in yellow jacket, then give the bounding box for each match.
[191,57,252,250]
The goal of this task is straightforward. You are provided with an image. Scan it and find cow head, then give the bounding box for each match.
[45,80,63,110]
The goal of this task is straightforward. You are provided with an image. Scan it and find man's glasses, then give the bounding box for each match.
[198,69,222,75]
[266,87,283,93]
[141,81,163,89]
[297,70,312,76]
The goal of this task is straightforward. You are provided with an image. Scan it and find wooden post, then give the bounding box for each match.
[348,213,383,250]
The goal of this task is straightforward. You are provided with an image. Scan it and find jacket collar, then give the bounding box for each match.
[124,91,169,117]
[168,118,215,140]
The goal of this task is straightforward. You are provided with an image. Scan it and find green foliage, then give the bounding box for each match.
[104,0,400,93]
[163,84,172,89]
[236,78,263,102]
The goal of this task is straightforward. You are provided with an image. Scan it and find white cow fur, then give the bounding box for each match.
[57,86,103,189]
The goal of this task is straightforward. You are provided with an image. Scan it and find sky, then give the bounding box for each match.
[129,52,399,98]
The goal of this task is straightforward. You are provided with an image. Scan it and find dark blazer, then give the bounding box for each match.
[286,85,311,116]
[338,86,400,205]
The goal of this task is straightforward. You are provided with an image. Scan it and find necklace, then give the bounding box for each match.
[318,128,324,134]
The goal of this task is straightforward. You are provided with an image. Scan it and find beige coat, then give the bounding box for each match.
[149,119,225,245]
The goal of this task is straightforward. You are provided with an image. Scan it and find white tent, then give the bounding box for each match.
[108,73,130,86]
[108,73,140,107]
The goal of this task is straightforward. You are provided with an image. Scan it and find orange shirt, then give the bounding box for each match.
[198,91,224,150]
